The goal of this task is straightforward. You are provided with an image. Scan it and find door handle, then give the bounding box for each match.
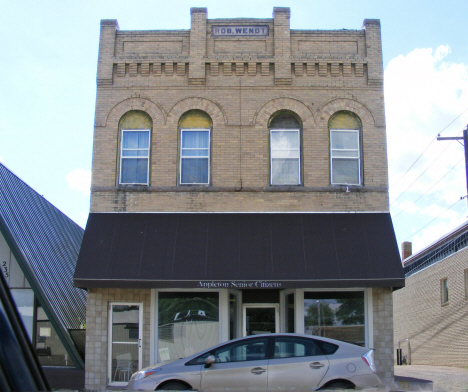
[310,362,325,368]
[251,367,266,374]
[138,339,142,348]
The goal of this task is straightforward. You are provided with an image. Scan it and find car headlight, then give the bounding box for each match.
[131,367,162,380]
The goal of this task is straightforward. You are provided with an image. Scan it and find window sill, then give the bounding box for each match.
[330,184,362,189]
[117,184,149,190]
[441,302,449,307]
[94,185,387,193]
[178,183,211,186]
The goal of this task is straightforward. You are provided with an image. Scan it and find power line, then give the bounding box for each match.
[391,107,468,189]
[391,135,437,188]
[403,197,465,242]
[392,157,463,219]
[390,129,463,206]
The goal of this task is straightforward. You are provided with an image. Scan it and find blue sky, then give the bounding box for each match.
[1,0,468,254]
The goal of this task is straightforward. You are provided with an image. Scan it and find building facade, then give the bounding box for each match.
[394,225,468,367]
[74,8,404,389]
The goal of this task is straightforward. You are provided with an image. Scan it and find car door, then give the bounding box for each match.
[267,336,329,391]
[201,337,269,392]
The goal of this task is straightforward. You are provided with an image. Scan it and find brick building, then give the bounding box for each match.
[394,226,468,367]
[74,7,404,389]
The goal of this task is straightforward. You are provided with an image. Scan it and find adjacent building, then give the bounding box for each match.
[394,225,468,367]
[0,163,85,369]
[74,7,404,389]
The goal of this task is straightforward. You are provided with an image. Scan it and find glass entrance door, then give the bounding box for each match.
[108,303,143,386]
[243,304,279,336]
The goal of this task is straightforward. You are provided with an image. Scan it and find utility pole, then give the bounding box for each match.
[437,125,468,204]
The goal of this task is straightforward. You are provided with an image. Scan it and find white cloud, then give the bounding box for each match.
[411,213,467,252]
[385,45,468,252]
[65,169,91,195]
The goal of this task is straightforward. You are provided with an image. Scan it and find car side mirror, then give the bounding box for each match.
[204,355,215,368]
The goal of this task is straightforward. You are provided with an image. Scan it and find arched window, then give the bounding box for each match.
[178,110,212,185]
[329,111,362,185]
[269,111,302,185]
[119,111,152,185]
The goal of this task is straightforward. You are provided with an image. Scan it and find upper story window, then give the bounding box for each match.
[465,269,468,300]
[119,111,152,185]
[269,111,302,185]
[329,111,362,186]
[179,110,212,185]
[441,277,449,305]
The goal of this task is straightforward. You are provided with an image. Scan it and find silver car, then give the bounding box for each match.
[128,333,381,391]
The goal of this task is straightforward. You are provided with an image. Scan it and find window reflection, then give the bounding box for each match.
[304,292,365,346]
[35,304,72,366]
[213,337,268,363]
[273,337,320,358]
[10,289,34,339]
[158,292,219,361]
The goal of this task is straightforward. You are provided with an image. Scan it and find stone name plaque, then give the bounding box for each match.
[212,25,269,36]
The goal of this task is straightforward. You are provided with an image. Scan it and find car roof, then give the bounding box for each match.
[180,332,367,363]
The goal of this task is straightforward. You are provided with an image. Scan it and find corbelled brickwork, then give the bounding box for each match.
[393,248,468,367]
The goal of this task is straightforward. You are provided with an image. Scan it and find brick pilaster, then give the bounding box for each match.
[97,19,119,86]
[363,19,383,87]
[273,7,291,85]
[189,7,207,85]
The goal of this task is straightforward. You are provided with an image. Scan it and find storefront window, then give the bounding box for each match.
[35,304,73,366]
[304,291,365,346]
[158,292,219,362]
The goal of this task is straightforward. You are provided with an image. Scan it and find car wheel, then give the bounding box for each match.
[320,380,355,390]
[158,381,191,390]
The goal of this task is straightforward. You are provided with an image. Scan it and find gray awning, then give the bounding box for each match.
[74,212,404,290]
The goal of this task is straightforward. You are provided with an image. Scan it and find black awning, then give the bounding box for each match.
[74,212,404,289]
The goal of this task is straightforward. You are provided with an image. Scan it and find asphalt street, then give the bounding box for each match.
[42,365,468,391]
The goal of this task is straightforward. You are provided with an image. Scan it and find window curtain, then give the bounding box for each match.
[270,130,300,185]
[330,130,360,185]
[121,130,149,184]
[180,130,210,184]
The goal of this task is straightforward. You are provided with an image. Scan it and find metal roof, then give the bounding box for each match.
[0,163,86,331]
[403,221,468,278]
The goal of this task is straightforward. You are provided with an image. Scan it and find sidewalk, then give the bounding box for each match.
[394,365,468,392]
